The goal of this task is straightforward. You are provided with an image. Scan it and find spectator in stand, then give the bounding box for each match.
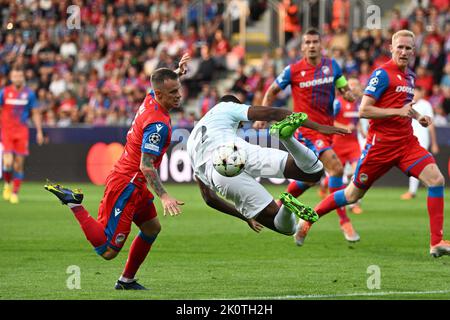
[230,64,248,96]
[211,29,230,71]
[199,84,218,117]
[185,45,215,96]
[280,0,301,44]
[416,65,435,96]
[1,1,449,130]
[390,9,409,31]
[332,0,350,30]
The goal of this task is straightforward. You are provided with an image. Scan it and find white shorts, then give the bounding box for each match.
[201,139,289,219]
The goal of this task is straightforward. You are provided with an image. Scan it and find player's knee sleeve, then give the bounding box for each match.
[274,207,297,235]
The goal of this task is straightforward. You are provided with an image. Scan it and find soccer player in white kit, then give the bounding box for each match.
[401,86,440,200]
[187,95,349,235]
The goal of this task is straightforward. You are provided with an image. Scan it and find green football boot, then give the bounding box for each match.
[279,192,318,223]
[269,112,308,139]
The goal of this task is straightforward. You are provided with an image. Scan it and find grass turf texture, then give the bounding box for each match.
[1,182,450,300]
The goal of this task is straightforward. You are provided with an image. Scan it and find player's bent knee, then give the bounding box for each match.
[140,220,161,236]
[328,165,343,177]
[429,174,445,187]
[303,169,324,183]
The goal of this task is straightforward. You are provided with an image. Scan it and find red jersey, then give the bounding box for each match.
[0,85,38,132]
[333,96,360,143]
[275,57,344,126]
[113,92,172,188]
[363,59,415,144]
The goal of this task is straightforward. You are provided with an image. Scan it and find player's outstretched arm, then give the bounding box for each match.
[302,119,350,135]
[247,106,291,122]
[140,153,184,216]
[360,95,415,119]
[196,178,263,233]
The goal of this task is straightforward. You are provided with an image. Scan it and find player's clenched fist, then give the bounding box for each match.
[418,115,432,128]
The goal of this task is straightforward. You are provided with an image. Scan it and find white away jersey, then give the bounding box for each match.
[187,101,250,174]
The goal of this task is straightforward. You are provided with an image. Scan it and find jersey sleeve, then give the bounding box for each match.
[364,69,389,101]
[28,90,38,109]
[332,59,343,79]
[332,60,348,89]
[224,102,250,122]
[141,122,169,156]
[333,99,341,117]
[275,65,291,90]
[0,88,4,106]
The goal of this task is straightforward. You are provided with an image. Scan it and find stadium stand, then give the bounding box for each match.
[0,0,448,128]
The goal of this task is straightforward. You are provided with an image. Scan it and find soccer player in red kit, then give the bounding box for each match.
[45,55,189,289]
[254,28,360,245]
[1,67,44,204]
[331,77,365,214]
[296,30,450,258]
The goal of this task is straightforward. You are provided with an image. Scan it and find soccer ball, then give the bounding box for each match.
[212,143,247,177]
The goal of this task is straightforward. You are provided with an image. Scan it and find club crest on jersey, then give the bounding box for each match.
[321,66,330,75]
[359,173,368,183]
[397,75,402,80]
[301,71,306,77]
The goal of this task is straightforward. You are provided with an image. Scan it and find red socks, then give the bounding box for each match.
[71,206,107,251]
[13,177,22,194]
[328,177,350,225]
[287,181,310,198]
[428,187,444,246]
[122,232,157,279]
[315,189,349,217]
[3,170,12,183]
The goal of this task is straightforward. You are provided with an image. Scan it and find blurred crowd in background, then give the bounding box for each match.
[0,0,449,129]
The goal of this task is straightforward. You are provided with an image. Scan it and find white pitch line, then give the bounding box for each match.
[229,289,450,300]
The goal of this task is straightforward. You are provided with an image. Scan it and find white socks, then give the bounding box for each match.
[409,177,420,195]
[274,205,297,235]
[119,276,135,283]
[281,136,323,174]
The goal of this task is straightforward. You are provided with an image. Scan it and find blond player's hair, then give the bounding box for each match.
[392,30,415,44]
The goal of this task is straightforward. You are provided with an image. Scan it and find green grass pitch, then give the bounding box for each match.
[1,182,450,300]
